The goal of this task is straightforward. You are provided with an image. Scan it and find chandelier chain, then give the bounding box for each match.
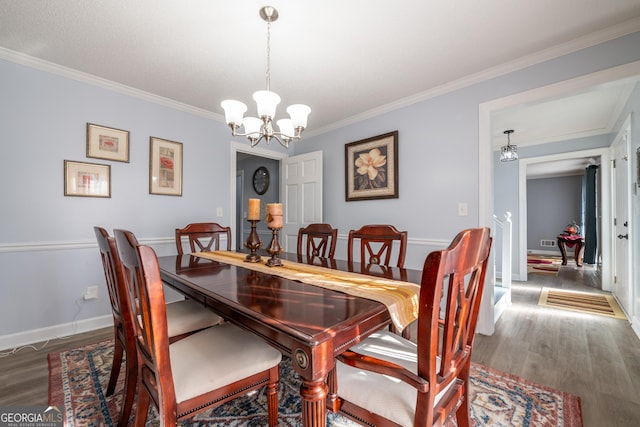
[265,19,271,91]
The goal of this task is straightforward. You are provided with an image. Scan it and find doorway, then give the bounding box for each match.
[477,61,640,336]
[518,149,609,285]
[229,142,286,252]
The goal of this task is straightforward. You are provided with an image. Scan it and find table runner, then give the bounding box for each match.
[193,251,420,331]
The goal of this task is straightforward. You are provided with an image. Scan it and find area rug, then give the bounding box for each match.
[48,340,583,426]
[527,254,562,276]
[539,287,626,319]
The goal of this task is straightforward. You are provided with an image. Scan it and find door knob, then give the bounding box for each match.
[617,234,629,240]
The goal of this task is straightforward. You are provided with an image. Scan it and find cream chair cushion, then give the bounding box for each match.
[170,322,282,403]
[336,331,453,427]
[166,299,223,337]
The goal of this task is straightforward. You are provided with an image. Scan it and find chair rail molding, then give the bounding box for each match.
[0,237,176,253]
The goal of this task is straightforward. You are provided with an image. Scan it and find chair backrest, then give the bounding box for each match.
[94,226,135,338]
[416,227,492,409]
[175,222,232,255]
[297,223,338,258]
[114,228,178,408]
[347,224,407,268]
[334,228,492,427]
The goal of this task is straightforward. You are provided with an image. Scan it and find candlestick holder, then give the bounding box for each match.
[244,219,262,263]
[266,226,283,267]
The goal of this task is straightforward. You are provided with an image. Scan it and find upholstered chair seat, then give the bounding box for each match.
[170,323,282,404]
[165,299,223,338]
[336,331,453,427]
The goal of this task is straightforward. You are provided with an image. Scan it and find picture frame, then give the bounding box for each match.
[149,137,183,196]
[345,131,398,201]
[86,123,130,162]
[64,160,111,198]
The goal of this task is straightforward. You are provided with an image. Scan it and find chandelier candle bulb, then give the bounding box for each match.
[248,198,261,220]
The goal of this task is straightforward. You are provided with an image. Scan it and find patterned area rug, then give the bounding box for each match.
[48,340,583,426]
[527,254,562,276]
[539,287,627,319]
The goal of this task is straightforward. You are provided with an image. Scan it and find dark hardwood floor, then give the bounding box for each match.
[0,261,638,426]
[0,326,112,405]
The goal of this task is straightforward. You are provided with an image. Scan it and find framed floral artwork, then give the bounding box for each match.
[345,131,398,201]
[149,137,183,196]
[86,123,129,162]
[64,160,111,198]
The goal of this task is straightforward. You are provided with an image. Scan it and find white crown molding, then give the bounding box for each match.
[2,18,638,138]
[0,47,223,121]
[306,18,640,138]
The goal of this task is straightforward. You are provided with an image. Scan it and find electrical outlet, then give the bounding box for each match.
[216,207,223,217]
[458,202,468,216]
[84,286,98,300]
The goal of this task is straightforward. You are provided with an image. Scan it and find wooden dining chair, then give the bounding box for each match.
[114,229,282,426]
[347,224,408,268]
[175,222,232,255]
[332,228,492,427]
[297,223,338,258]
[94,227,224,427]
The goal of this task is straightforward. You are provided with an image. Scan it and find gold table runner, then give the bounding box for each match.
[193,251,420,332]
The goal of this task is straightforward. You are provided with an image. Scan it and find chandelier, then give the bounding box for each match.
[500,129,518,162]
[221,6,311,149]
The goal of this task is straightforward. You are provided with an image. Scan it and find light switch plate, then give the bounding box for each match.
[458,202,468,216]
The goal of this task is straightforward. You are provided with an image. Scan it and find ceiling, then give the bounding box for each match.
[1,1,639,177]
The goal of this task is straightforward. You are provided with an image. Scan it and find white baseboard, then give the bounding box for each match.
[528,249,561,256]
[0,315,112,352]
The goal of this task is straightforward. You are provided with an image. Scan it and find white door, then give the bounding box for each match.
[281,151,323,252]
[611,124,632,316]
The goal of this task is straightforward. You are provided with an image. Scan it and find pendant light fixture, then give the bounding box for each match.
[500,129,518,162]
[220,6,311,148]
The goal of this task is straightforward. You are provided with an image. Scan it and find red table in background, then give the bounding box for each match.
[557,234,584,267]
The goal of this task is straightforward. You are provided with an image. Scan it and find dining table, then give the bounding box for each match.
[157,251,422,427]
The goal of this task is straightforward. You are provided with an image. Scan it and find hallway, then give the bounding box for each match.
[473,263,640,426]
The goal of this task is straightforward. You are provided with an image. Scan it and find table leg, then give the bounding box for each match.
[575,241,584,267]
[300,378,328,427]
[557,237,568,265]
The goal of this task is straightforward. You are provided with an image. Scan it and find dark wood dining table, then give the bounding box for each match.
[157,252,422,427]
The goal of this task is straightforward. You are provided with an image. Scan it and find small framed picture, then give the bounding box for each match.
[149,137,183,196]
[64,160,111,198]
[345,131,399,201]
[86,123,130,162]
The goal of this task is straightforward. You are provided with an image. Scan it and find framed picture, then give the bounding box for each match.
[64,160,111,198]
[345,131,398,201]
[86,123,130,162]
[149,137,183,196]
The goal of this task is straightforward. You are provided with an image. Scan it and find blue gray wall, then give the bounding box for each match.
[1,31,640,347]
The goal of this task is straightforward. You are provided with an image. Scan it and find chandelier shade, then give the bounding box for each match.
[500,129,518,162]
[220,6,310,148]
[220,100,247,126]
